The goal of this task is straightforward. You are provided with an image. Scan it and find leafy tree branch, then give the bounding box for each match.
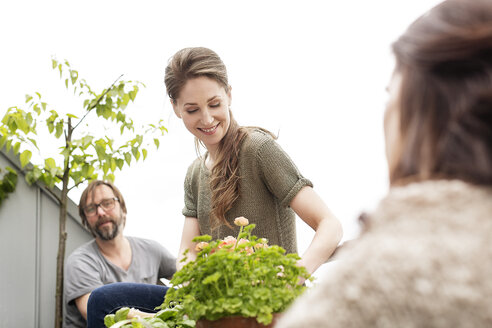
[0,58,167,328]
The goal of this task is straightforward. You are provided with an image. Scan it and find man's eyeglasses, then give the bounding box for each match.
[83,197,119,217]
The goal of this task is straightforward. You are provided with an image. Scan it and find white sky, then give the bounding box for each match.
[1,0,442,280]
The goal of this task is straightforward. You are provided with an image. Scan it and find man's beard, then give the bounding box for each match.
[90,216,123,241]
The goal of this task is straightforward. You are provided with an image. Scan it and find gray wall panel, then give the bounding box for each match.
[0,152,37,327]
[0,148,92,327]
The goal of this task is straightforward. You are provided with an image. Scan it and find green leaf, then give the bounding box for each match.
[116,111,125,123]
[114,307,130,322]
[13,142,20,155]
[102,161,109,175]
[32,166,42,181]
[110,158,116,172]
[15,115,30,134]
[26,112,33,126]
[121,93,130,109]
[131,147,140,161]
[95,144,106,160]
[66,113,79,119]
[20,150,32,168]
[104,314,115,327]
[180,319,196,327]
[33,104,41,115]
[60,147,70,159]
[154,138,160,149]
[46,121,54,133]
[52,59,57,69]
[81,135,93,148]
[55,122,64,138]
[105,173,115,182]
[0,135,7,149]
[203,272,222,284]
[142,148,147,160]
[45,157,56,169]
[155,309,178,321]
[70,70,78,84]
[25,94,33,103]
[5,139,12,152]
[124,152,132,165]
[192,235,212,242]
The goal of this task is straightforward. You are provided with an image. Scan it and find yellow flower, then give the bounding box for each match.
[234,216,249,227]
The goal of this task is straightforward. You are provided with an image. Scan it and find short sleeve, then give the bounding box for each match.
[157,243,177,279]
[182,160,198,218]
[256,138,313,207]
[64,252,104,304]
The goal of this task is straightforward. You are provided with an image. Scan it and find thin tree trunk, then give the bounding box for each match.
[55,119,72,328]
[54,189,68,328]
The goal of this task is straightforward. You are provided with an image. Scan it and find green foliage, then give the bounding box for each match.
[0,166,17,207]
[104,306,195,328]
[160,222,312,325]
[0,58,167,191]
[0,58,168,328]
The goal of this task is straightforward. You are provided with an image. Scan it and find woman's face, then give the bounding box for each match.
[172,76,232,155]
[384,71,402,172]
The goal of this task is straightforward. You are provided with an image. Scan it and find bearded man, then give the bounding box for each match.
[63,180,176,328]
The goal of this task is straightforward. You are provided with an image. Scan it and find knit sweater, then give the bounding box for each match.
[277,180,492,328]
[182,129,312,254]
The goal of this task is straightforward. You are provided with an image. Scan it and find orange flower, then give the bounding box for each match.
[195,242,209,252]
[216,236,237,251]
[254,243,268,250]
[238,238,254,254]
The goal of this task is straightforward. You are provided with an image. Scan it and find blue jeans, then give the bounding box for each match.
[87,282,169,328]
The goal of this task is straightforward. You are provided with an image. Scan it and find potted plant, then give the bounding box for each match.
[104,217,311,328]
[164,217,310,327]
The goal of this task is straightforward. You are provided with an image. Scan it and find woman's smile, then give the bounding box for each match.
[199,123,219,135]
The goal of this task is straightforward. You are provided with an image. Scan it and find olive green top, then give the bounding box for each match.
[182,129,313,254]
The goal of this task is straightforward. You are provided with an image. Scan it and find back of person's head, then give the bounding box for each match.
[164,47,229,104]
[78,180,127,229]
[389,0,492,187]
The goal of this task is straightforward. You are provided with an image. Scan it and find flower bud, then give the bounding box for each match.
[195,241,209,252]
[234,216,249,227]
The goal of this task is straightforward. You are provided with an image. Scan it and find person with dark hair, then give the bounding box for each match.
[63,180,176,328]
[276,0,492,326]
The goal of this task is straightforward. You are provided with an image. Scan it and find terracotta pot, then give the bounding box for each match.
[196,313,282,328]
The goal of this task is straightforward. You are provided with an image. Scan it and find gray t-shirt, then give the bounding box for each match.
[63,236,176,328]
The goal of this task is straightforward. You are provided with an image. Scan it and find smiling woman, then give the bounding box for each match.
[165,47,343,277]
